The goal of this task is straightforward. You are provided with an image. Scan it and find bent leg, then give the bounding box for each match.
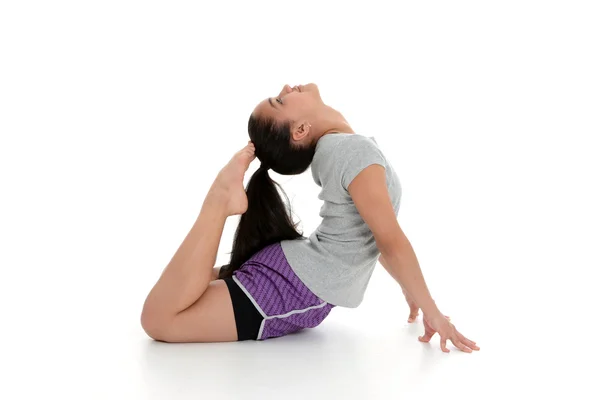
[141,142,256,340]
[141,196,229,336]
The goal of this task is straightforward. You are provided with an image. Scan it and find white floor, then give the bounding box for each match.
[4,255,597,400]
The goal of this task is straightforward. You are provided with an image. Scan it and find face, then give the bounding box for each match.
[252,83,324,141]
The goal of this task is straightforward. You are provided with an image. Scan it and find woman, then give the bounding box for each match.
[141,83,479,352]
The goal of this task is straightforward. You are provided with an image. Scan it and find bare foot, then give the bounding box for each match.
[209,141,256,216]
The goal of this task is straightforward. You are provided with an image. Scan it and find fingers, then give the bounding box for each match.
[408,304,419,323]
[419,319,435,343]
[418,326,435,342]
[445,329,480,352]
[458,333,480,351]
[418,315,480,353]
[440,337,450,353]
[407,310,419,323]
[418,333,433,343]
[450,336,472,353]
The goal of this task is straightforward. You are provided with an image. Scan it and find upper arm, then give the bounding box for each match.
[348,164,406,253]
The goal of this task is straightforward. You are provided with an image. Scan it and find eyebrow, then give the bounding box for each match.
[268,97,276,109]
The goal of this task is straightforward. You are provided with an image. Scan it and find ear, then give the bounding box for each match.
[291,120,311,142]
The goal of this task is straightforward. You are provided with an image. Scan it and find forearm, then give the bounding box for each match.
[379,253,414,300]
[379,239,441,318]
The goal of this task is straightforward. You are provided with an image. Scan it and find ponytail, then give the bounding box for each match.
[217,113,316,279]
[217,166,302,279]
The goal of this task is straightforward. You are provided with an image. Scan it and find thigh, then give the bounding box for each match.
[159,279,238,343]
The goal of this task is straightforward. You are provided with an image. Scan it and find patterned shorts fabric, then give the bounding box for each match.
[231,241,336,340]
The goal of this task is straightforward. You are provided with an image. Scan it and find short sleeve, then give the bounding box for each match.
[339,136,387,191]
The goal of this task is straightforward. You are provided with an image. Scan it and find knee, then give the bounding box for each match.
[141,308,172,342]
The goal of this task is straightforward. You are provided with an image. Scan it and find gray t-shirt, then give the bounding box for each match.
[280,133,402,308]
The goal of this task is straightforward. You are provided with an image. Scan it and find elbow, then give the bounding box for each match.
[376,231,410,260]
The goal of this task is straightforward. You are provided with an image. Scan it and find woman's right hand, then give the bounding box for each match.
[419,313,480,353]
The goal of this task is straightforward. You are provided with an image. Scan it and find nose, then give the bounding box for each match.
[279,84,293,97]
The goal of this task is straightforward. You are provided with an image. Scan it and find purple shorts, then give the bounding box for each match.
[222,242,336,341]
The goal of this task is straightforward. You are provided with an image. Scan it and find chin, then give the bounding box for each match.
[302,83,318,92]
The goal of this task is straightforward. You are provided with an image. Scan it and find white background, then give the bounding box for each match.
[1,1,599,399]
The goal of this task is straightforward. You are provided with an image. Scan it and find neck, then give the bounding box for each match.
[314,106,355,140]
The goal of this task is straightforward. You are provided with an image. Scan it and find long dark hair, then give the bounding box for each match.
[217,114,317,279]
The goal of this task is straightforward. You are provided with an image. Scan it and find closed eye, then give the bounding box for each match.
[276,97,283,105]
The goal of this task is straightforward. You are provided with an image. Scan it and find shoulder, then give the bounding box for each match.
[331,134,388,190]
